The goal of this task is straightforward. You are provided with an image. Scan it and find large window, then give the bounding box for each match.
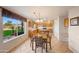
[3,16,24,40]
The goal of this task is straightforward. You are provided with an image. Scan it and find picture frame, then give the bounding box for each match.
[70,17,79,26]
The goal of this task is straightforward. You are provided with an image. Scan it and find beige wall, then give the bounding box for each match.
[0,9,2,43]
[0,8,28,53]
[0,8,3,52]
[69,7,79,52]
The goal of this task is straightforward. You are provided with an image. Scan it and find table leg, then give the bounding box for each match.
[46,42,48,52]
[32,41,34,51]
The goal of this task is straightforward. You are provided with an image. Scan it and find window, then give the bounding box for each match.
[2,8,26,42]
[3,16,24,40]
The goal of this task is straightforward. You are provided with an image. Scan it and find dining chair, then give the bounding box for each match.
[35,37,46,53]
[47,35,52,49]
[43,31,52,50]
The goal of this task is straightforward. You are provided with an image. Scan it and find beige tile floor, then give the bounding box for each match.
[11,36,72,53]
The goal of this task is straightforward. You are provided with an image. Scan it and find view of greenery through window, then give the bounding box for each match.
[3,16,24,40]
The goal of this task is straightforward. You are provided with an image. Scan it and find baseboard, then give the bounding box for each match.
[68,45,78,53]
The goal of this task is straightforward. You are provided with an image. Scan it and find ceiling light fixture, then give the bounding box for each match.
[33,11,43,22]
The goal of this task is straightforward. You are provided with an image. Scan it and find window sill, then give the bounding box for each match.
[3,34,25,43]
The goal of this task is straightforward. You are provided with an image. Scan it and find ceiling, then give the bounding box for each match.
[2,6,74,20]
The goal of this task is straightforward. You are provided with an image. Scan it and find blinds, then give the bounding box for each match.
[2,8,27,22]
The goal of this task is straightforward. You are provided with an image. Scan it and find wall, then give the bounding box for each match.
[69,7,79,52]
[0,8,28,53]
[53,16,68,42]
[59,16,68,42]
[0,8,3,51]
[53,17,59,40]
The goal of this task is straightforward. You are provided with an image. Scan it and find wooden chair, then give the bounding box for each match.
[30,36,35,51]
[47,34,52,49]
[35,37,46,53]
[42,31,52,50]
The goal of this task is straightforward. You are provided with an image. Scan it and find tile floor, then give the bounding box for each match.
[11,36,72,53]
